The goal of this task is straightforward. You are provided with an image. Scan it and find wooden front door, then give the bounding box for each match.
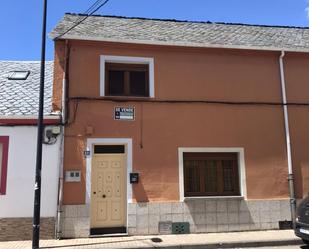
[90,145,127,233]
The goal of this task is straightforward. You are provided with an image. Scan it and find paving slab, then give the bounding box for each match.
[0,230,303,249]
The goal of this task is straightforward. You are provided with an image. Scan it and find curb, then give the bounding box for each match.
[144,238,303,249]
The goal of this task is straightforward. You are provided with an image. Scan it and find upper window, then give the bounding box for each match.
[100,55,155,98]
[183,152,240,197]
[105,63,149,97]
[0,136,9,195]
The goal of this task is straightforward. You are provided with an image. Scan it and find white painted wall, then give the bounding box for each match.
[0,126,61,218]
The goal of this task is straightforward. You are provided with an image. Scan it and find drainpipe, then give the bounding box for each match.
[55,40,69,239]
[55,126,64,239]
[279,51,296,225]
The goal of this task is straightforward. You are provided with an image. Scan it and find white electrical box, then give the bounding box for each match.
[52,126,61,135]
[65,170,81,182]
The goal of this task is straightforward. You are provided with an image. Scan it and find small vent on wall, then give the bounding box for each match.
[279,220,292,229]
[158,221,172,234]
[172,222,190,234]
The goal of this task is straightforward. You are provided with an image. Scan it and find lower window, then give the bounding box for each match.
[183,152,240,197]
[0,136,9,195]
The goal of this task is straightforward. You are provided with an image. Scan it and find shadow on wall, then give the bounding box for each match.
[184,199,291,233]
[133,180,149,203]
[128,198,291,235]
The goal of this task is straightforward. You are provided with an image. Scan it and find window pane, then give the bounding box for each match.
[204,160,217,193]
[108,70,124,95]
[94,145,125,154]
[184,160,200,193]
[183,152,239,197]
[129,71,147,96]
[222,160,234,192]
[8,71,30,80]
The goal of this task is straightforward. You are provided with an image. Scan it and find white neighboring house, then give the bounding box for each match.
[0,61,61,241]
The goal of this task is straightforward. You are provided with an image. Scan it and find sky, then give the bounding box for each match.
[1,0,309,61]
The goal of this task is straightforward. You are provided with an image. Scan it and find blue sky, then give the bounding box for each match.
[1,0,309,61]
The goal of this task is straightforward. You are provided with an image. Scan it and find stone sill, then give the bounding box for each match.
[184,196,245,201]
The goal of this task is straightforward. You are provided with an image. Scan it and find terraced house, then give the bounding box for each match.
[50,14,309,238]
[0,61,61,241]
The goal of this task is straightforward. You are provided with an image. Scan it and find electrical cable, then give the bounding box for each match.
[83,0,105,15]
[71,0,104,24]
[68,96,309,107]
[139,103,144,149]
[54,0,110,40]
[66,1,98,24]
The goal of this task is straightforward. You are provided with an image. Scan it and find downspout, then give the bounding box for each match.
[55,40,69,239]
[55,125,64,239]
[279,51,296,225]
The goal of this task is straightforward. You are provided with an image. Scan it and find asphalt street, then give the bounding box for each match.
[236,245,308,249]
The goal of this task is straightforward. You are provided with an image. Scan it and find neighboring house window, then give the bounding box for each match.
[0,136,9,195]
[100,55,154,97]
[183,152,240,197]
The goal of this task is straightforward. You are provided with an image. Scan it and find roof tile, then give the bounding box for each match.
[50,14,309,51]
[0,61,54,116]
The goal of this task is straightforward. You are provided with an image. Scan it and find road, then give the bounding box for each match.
[236,245,308,249]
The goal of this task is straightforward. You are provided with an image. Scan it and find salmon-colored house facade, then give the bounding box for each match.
[50,14,309,238]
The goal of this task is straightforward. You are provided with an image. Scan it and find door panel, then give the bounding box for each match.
[91,152,126,229]
[111,201,122,220]
[96,201,108,221]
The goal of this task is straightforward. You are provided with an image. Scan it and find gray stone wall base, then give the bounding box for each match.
[61,205,90,238]
[0,217,55,241]
[129,199,291,235]
[61,199,291,238]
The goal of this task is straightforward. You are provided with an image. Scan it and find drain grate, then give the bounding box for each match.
[172,222,190,234]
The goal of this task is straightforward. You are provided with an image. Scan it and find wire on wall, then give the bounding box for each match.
[68,96,309,107]
[139,103,144,149]
[67,100,79,126]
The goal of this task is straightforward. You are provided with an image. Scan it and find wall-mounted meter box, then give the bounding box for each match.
[52,126,61,135]
[130,172,139,184]
[65,170,81,182]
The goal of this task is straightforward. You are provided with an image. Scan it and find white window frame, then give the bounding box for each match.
[100,55,155,97]
[178,147,247,201]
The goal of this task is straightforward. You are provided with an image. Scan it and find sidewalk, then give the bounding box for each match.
[0,230,303,249]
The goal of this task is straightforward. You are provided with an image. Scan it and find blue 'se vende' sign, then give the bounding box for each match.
[114,107,135,120]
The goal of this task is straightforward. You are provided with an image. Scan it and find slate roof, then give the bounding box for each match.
[0,61,53,116]
[50,14,309,52]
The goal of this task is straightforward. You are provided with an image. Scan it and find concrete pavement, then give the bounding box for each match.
[0,230,303,249]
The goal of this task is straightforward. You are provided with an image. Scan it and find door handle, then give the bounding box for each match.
[102,194,106,198]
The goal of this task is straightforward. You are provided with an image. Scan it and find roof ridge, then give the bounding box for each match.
[64,12,309,30]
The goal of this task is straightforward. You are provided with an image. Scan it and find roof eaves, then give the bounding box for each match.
[50,34,309,53]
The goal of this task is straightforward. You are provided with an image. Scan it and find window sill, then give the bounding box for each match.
[184,196,244,201]
[101,96,154,101]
